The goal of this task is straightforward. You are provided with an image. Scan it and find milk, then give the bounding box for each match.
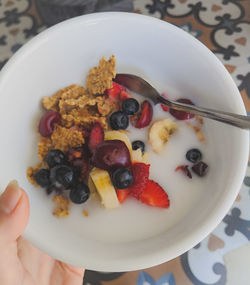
[63,92,211,244]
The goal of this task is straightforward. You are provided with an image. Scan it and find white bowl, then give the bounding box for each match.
[0,12,248,271]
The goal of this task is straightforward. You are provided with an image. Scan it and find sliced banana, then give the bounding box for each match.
[149,118,178,153]
[131,149,149,164]
[104,130,132,153]
[89,167,120,209]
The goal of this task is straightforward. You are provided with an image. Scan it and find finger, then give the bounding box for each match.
[0,180,30,245]
[52,261,85,285]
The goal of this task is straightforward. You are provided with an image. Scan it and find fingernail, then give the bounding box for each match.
[0,180,22,214]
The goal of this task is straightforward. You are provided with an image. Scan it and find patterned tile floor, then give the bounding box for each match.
[0,0,249,284]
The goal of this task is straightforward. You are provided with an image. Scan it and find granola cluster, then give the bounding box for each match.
[27,56,117,217]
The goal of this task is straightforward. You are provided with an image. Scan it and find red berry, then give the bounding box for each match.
[116,188,130,203]
[92,140,131,171]
[169,98,195,120]
[38,111,61,137]
[88,123,104,152]
[105,82,125,100]
[175,165,192,179]
[129,163,150,199]
[160,93,169,112]
[119,90,132,102]
[134,100,153,129]
[140,180,170,208]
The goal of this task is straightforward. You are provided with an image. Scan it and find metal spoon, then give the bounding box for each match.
[114,74,250,130]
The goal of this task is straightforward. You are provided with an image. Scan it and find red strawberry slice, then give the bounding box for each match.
[116,188,130,203]
[140,180,170,208]
[119,90,132,102]
[88,122,104,152]
[160,93,169,112]
[169,98,195,120]
[105,82,125,100]
[134,100,153,129]
[129,163,150,199]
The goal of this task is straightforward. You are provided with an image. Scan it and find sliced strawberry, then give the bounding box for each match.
[88,123,104,152]
[160,93,169,112]
[129,163,150,199]
[140,180,170,208]
[105,82,125,100]
[169,98,195,120]
[175,164,192,179]
[119,90,132,102]
[134,100,153,129]
[116,188,130,203]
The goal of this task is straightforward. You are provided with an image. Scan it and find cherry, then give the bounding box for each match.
[38,111,61,137]
[169,98,195,120]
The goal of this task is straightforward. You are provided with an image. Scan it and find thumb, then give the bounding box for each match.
[0,180,29,245]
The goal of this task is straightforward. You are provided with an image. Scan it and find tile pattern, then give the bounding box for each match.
[0,1,249,284]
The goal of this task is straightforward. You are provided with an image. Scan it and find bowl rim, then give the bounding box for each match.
[0,12,249,271]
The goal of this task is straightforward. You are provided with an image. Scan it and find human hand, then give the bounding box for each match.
[0,181,84,285]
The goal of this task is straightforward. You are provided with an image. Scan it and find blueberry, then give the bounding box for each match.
[34,169,51,188]
[192,161,208,177]
[70,182,90,204]
[110,111,129,130]
[50,165,74,189]
[111,167,134,189]
[132,140,145,153]
[46,149,67,168]
[122,98,139,115]
[186,149,202,163]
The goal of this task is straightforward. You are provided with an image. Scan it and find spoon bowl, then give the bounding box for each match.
[115,73,250,129]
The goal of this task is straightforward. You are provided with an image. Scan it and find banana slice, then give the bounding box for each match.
[131,149,149,164]
[104,130,132,153]
[149,118,178,153]
[89,168,120,209]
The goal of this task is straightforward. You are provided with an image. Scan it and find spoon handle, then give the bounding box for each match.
[158,97,250,130]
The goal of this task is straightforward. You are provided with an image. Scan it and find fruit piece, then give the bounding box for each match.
[45,149,67,168]
[175,165,192,179]
[140,180,170,208]
[186,148,202,163]
[131,149,149,164]
[88,175,97,194]
[134,100,153,129]
[192,161,208,177]
[92,140,131,171]
[89,168,120,209]
[106,82,125,100]
[38,111,61,137]
[70,182,90,204]
[119,90,132,101]
[132,140,145,153]
[68,147,90,180]
[34,169,51,188]
[160,93,169,112]
[129,163,150,199]
[122,98,139,115]
[116,188,130,203]
[110,111,129,130]
[169,98,195,120]
[111,167,134,189]
[50,165,74,189]
[149,118,178,153]
[104,130,132,153]
[88,122,104,152]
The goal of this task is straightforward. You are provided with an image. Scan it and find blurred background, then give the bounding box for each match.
[0,1,250,284]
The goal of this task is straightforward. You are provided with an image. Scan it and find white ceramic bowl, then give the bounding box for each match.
[0,12,248,271]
